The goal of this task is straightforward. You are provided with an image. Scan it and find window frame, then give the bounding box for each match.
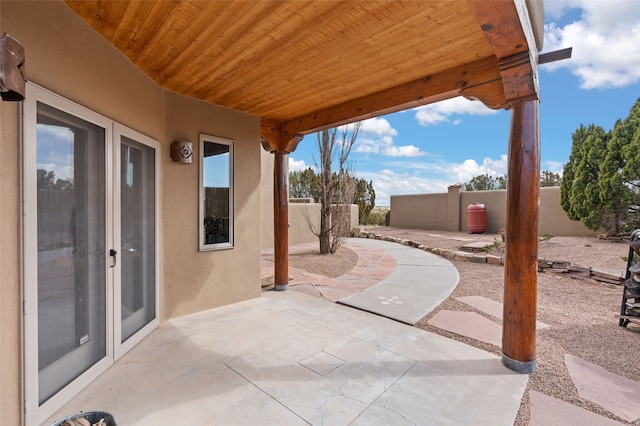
[198,134,234,251]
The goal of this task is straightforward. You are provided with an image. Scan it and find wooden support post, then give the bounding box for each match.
[502,100,540,373]
[273,151,289,291]
[261,125,304,292]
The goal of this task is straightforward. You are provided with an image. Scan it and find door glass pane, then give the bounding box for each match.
[36,102,106,404]
[120,136,156,342]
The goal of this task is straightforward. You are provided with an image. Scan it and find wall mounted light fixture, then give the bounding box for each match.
[170,140,193,163]
[0,33,26,101]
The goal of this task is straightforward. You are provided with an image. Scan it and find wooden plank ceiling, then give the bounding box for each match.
[63,0,538,149]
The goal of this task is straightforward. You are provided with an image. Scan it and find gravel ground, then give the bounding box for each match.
[287,244,358,278]
[290,228,640,425]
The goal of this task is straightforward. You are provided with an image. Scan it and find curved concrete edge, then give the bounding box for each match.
[339,238,460,324]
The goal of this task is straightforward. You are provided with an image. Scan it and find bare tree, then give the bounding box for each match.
[305,122,362,254]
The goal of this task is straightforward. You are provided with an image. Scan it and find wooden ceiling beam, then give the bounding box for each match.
[261,55,508,145]
[467,0,540,103]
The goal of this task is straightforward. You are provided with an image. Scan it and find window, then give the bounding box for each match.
[199,134,234,250]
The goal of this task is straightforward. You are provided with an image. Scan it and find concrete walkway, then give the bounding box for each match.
[262,238,459,325]
[338,238,459,324]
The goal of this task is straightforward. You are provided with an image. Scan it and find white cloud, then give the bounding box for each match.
[358,169,451,207]
[543,160,565,173]
[288,157,312,172]
[543,1,640,89]
[37,163,74,182]
[448,155,508,184]
[355,117,426,158]
[361,117,398,137]
[383,145,423,157]
[36,124,74,181]
[359,155,508,206]
[414,97,499,127]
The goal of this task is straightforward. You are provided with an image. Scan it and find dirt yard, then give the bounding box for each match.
[289,228,640,425]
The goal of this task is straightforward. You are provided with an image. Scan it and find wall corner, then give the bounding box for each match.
[447,185,463,231]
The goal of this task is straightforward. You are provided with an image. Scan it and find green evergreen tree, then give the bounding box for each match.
[289,167,321,201]
[354,178,375,223]
[561,99,640,232]
[540,171,561,187]
[496,175,507,189]
[604,97,640,232]
[464,173,506,190]
[560,124,610,231]
[289,169,376,224]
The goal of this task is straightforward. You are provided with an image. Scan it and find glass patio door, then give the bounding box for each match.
[24,84,159,425]
[114,125,159,357]
[34,102,108,406]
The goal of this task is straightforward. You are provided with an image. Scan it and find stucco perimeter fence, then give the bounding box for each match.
[262,198,359,249]
[390,185,596,238]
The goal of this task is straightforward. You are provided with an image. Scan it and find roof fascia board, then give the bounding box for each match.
[264,55,508,145]
[467,0,540,103]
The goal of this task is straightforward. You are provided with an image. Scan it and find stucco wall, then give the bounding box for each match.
[260,149,275,249]
[260,148,359,250]
[390,193,450,230]
[391,186,597,237]
[263,201,358,249]
[162,92,261,319]
[0,2,262,423]
[0,67,21,426]
[538,187,597,236]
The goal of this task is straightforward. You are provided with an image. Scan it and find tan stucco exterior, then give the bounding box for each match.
[260,149,275,250]
[0,2,262,423]
[391,186,597,237]
[162,92,261,319]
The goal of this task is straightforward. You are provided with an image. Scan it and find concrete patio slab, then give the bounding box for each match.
[353,357,527,426]
[565,354,640,423]
[225,322,417,425]
[529,390,625,426]
[46,291,527,426]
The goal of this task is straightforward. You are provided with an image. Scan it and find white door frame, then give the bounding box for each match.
[22,83,160,425]
[112,123,160,360]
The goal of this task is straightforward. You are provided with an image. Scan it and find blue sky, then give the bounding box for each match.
[289,0,640,207]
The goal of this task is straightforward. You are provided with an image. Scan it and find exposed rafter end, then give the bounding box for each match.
[538,47,572,65]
